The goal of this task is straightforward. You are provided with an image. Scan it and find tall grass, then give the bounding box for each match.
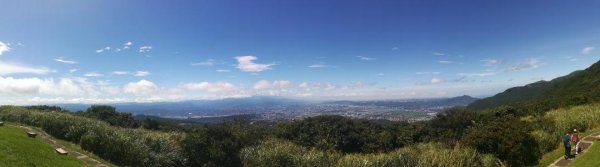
[241,138,497,167]
[0,106,185,167]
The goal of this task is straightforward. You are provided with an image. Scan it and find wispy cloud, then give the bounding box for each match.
[391,47,399,50]
[95,46,111,53]
[182,81,236,93]
[416,72,441,75]
[84,72,103,77]
[0,61,51,75]
[308,64,329,68]
[112,71,129,75]
[123,41,133,49]
[356,56,375,61]
[234,55,274,72]
[69,69,78,73]
[0,41,10,55]
[480,59,502,66]
[191,59,215,66]
[216,69,230,72]
[436,60,454,64]
[505,58,542,72]
[54,57,78,64]
[432,52,445,56]
[431,78,443,84]
[133,71,150,77]
[582,47,595,55]
[458,72,496,77]
[139,46,152,53]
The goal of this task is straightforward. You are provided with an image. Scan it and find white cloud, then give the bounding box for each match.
[84,72,103,77]
[133,71,150,77]
[253,80,291,90]
[582,47,595,55]
[458,72,496,77]
[95,46,111,53]
[182,81,236,93]
[436,60,454,64]
[112,71,129,75]
[0,76,98,97]
[216,69,230,72]
[139,46,152,53]
[273,80,291,87]
[505,58,542,72]
[54,57,78,64]
[0,61,51,75]
[235,56,274,72]
[356,56,375,61]
[308,64,328,68]
[69,69,78,73]
[431,78,443,84]
[191,59,215,66]
[124,80,158,96]
[0,41,10,55]
[299,82,308,88]
[124,41,133,46]
[416,72,441,75]
[481,59,502,66]
[433,52,445,56]
[253,80,271,90]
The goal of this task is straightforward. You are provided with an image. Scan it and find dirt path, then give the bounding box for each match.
[549,132,600,167]
[9,124,109,167]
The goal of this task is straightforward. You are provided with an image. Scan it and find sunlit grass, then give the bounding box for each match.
[0,124,87,167]
[569,141,600,167]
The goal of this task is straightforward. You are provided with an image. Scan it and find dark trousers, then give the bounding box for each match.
[565,145,571,158]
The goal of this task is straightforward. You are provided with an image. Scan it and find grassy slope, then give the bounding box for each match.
[0,125,87,167]
[24,126,118,167]
[535,104,600,166]
[569,140,600,167]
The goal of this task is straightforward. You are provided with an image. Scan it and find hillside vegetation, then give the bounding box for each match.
[3,96,600,166]
[468,60,600,112]
[0,124,87,167]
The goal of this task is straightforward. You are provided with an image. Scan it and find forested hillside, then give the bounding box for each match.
[468,60,600,112]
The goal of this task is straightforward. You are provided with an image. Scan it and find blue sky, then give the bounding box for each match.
[1,0,600,104]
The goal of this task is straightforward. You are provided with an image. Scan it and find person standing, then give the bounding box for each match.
[563,132,571,159]
[572,129,580,155]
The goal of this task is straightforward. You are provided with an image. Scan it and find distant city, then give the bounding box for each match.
[59,95,478,122]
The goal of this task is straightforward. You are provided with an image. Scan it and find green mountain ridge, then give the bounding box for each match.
[468,59,600,112]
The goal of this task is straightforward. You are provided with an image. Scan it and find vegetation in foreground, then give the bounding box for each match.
[2,98,600,166]
[0,124,87,167]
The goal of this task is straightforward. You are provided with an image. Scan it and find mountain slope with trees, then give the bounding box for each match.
[468,60,600,112]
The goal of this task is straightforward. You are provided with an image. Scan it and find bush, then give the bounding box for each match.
[241,138,341,167]
[461,116,540,166]
[241,138,496,167]
[0,106,185,167]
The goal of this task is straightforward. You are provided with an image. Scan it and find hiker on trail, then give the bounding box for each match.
[563,132,571,159]
[572,129,580,155]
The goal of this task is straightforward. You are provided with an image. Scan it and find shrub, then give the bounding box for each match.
[461,116,540,166]
[241,138,496,167]
[0,106,185,167]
